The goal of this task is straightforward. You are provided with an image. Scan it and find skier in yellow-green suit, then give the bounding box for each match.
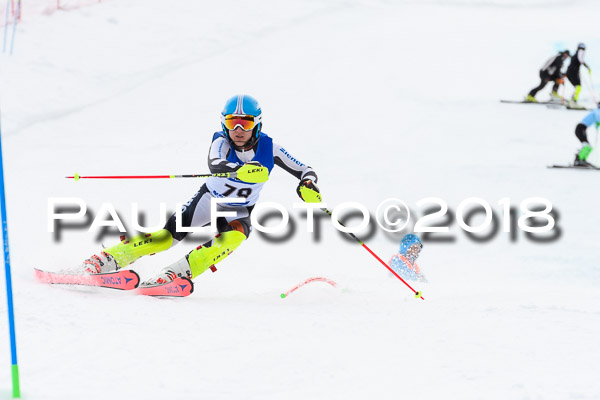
[80,95,322,286]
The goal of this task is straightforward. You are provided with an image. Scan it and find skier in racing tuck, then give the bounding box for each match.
[78,94,322,286]
[526,50,570,103]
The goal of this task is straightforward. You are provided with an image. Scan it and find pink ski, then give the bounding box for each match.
[34,268,140,290]
[136,277,194,297]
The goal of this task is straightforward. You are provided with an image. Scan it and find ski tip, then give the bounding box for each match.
[33,268,47,282]
[280,293,286,299]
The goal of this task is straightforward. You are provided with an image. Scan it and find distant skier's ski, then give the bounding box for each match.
[565,104,593,111]
[136,277,194,297]
[500,99,563,105]
[548,164,600,170]
[34,268,140,290]
[500,99,592,111]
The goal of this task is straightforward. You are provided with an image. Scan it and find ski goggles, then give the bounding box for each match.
[221,114,261,131]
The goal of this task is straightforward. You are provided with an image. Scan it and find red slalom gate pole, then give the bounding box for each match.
[321,207,424,300]
[361,242,424,300]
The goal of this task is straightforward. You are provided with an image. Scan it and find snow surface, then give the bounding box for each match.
[1,0,600,399]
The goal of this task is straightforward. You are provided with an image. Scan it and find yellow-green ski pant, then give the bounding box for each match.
[187,230,246,278]
[104,228,247,278]
[104,229,173,267]
[573,85,582,101]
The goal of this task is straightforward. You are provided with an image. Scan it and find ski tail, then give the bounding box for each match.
[34,269,140,290]
[136,277,194,297]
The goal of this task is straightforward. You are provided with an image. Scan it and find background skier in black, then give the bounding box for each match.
[526,50,570,102]
[567,43,591,105]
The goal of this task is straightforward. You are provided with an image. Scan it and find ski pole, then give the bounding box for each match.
[594,123,600,160]
[3,0,9,53]
[9,0,18,55]
[320,207,424,300]
[66,172,236,181]
[585,69,597,104]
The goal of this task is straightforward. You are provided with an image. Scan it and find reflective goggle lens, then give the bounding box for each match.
[223,115,256,131]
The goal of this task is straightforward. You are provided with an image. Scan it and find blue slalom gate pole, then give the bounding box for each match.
[0,112,20,397]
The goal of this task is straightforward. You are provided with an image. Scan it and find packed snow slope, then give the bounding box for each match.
[1,0,600,399]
